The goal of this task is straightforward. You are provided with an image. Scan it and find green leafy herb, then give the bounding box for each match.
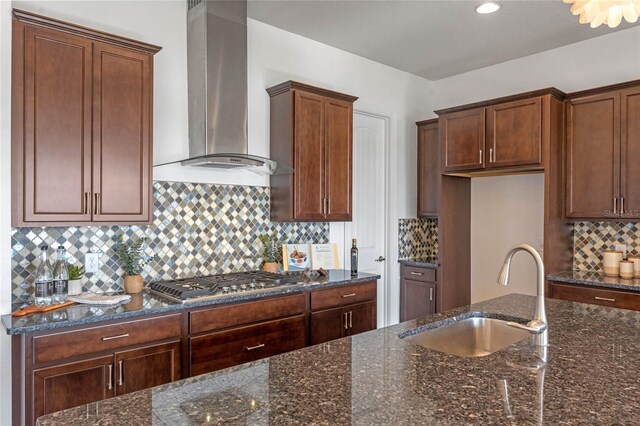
[68,265,85,280]
[259,233,286,263]
[114,235,155,276]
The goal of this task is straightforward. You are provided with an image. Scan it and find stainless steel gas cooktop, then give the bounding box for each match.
[148,271,303,303]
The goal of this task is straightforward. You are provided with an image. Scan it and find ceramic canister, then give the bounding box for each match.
[627,255,640,278]
[620,260,635,279]
[603,250,624,277]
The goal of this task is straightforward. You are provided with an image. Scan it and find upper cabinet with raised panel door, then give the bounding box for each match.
[416,119,439,218]
[11,10,160,226]
[437,89,562,174]
[267,81,358,221]
[566,82,640,220]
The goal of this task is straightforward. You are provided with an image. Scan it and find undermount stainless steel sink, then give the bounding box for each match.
[402,316,531,358]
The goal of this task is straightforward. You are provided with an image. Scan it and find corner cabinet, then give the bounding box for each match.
[267,81,358,221]
[416,119,439,218]
[566,83,640,220]
[11,10,161,226]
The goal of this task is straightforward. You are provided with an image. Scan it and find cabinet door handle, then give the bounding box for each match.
[245,343,265,351]
[489,148,494,163]
[327,198,330,215]
[84,192,89,215]
[342,293,356,298]
[613,197,618,215]
[479,149,483,164]
[118,360,124,386]
[621,197,625,215]
[410,272,423,276]
[343,312,348,330]
[101,333,129,341]
[107,364,113,390]
[595,296,616,302]
[349,311,353,328]
[94,193,98,215]
[429,287,434,301]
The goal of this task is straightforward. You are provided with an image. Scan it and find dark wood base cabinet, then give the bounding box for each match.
[14,282,378,425]
[400,264,438,322]
[549,282,640,311]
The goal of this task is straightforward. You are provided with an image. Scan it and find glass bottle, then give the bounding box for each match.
[34,245,53,307]
[350,239,358,276]
[52,246,69,303]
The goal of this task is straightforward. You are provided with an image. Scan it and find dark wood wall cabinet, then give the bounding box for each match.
[14,281,377,425]
[416,119,439,218]
[566,82,640,220]
[400,264,437,322]
[437,89,563,175]
[11,10,161,226]
[267,81,358,221]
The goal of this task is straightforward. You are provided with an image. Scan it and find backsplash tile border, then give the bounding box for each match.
[573,221,640,271]
[11,181,329,304]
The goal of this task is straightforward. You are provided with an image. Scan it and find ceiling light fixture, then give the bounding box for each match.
[475,2,501,14]
[564,0,640,28]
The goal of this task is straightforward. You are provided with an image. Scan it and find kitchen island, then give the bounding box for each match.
[36,293,640,425]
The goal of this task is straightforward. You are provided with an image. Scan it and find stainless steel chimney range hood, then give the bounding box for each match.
[182,0,290,174]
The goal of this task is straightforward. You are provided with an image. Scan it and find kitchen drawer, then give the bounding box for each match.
[189,293,306,334]
[310,281,377,311]
[401,265,437,283]
[549,282,640,311]
[33,314,181,364]
[189,314,306,376]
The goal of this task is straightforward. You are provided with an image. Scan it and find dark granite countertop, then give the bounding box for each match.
[2,270,380,335]
[548,270,640,292]
[398,256,439,268]
[35,294,640,425]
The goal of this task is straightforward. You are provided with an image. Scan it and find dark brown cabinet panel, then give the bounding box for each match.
[310,301,376,345]
[417,120,439,218]
[400,279,436,322]
[14,23,93,224]
[549,282,640,311]
[325,98,353,220]
[114,341,181,396]
[267,81,358,221]
[294,90,326,220]
[621,87,640,219]
[566,91,620,219]
[92,42,152,222]
[33,356,114,421]
[440,107,485,172]
[189,315,306,376]
[11,10,160,226]
[487,97,542,168]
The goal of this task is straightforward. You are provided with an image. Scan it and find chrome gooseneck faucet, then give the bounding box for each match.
[497,244,548,347]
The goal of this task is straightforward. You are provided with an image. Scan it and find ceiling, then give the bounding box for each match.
[248,0,640,80]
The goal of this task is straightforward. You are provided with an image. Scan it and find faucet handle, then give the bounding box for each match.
[506,320,547,334]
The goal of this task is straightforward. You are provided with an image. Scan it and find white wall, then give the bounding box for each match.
[433,25,640,303]
[471,174,544,302]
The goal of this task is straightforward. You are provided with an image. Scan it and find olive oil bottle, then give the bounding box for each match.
[350,239,358,276]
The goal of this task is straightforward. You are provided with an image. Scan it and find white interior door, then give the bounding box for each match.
[345,112,387,328]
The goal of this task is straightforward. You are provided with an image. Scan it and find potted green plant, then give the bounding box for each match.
[259,233,283,273]
[114,235,155,294]
[68,264,85,296]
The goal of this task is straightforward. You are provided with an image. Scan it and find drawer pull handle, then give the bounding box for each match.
[245,343,265,351]
[118,360,124,386]
[107,364,113,390]
[410,272,423,276]
[429,287,434,301]
[595,296,616,302]
[342,293,356,298]
[102,333,130,341]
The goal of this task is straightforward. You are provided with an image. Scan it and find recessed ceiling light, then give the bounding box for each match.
[475,2,501,14]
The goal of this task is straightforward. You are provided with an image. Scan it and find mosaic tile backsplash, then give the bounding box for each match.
[398,218,438,260]
[11,181,329,304]
[574,221,640,271]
